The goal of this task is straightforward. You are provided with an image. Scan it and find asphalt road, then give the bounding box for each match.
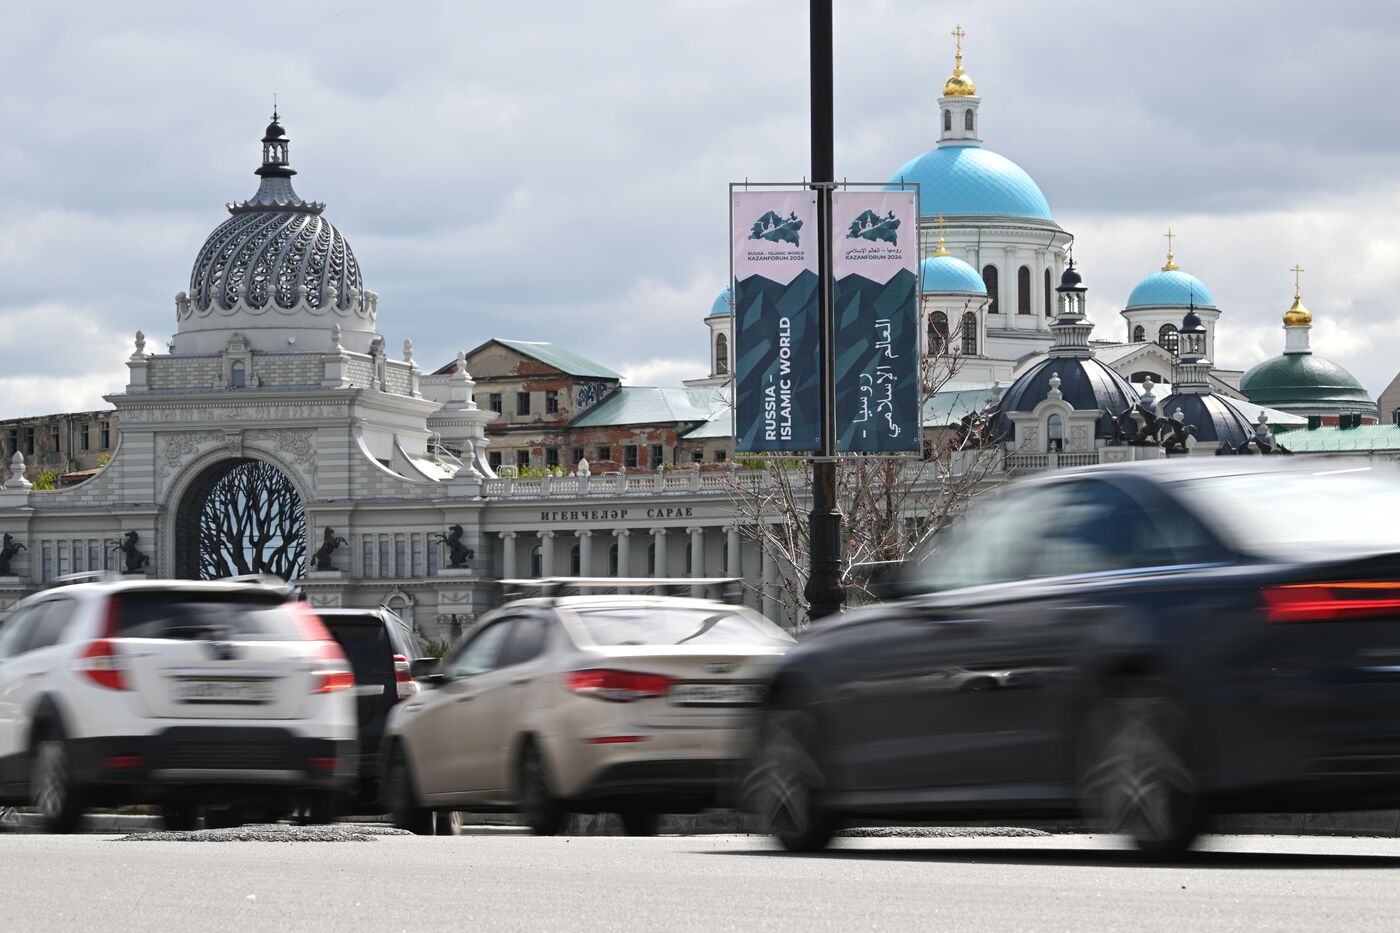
[3,830,1399,931]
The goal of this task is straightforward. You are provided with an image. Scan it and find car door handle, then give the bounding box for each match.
[455,694,476,703]
[511,676,530,686]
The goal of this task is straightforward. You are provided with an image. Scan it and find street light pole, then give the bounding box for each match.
[804,0,843,621]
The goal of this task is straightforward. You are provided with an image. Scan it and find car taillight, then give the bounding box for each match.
[566,669,673,702]
[74,639,128,690]
[312,639,355,694]
[1261,582,1400,622]
[393,654,419,701]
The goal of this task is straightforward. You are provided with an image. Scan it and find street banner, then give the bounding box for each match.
[731,190,822,452]
[831,189,920,452]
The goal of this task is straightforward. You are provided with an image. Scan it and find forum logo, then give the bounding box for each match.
[846,209,900,245]
[749,210,803,247]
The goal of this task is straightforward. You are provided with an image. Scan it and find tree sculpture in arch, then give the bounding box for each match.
[195,459,306,580]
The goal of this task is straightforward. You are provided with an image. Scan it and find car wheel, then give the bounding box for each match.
[1080,693,1203,860]
[617,810,661,836]
[434,810,463,836]
[747,710,837,853]
[518,744,567,836]
[385,745,433,835]
[160,800,200,831]
[202,804,247,830]
[31,737,84,834]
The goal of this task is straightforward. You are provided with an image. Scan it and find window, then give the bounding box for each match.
[379,538,390,579]
[230,361,246,389]
[545,390,559,414]
[905,486,1069,593]
[928,311,949,355]
[0,606,38,661]
[530,545,543,577]
[982,265,999,314]
[516,392,531,416]
[597,446,613,464]
[692,450,703,463]
[57,541,67,576]
[647,543,656,575]
[1017,266,1031,315]
[489,392,502,414]
[1130,371,1158,384]
[7,429,16,456]
[88,541,99,572]
[960,312,977,355]
[21,599,75,654]
[609,543,619,576]
[80,427,90,451]
[1024,480,1200,579]
[1158,323,1179,356]
[964,108,974,132]
[1133,325,1146,343]
[571,447,584,464]
[1046,413,1064,452]
[715,333,729,375]
[25,427,35,456]
[100,422,110,449]
[500,617,549,667]
[445,619,514,678]
[943,109,952,132]
[516,450,530,470]
[573,607,792,648]
[412,537,424,578]
[1045,268,1053,317]
[488,451,502,469]
[427,536,439,576]
[649,444,664,468]
[545,448,559,468]
[715,449,727,462]
[395,538,407,579]
[73,540,83,573]
[570,544,581,576]
[51,425,61,454]
[624,445,638,469]
[42,542,53,581]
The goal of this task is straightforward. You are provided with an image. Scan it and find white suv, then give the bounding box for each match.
[0,578,357,832]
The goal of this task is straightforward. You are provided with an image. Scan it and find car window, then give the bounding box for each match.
[19,598,77,654]
[445,619,515,678]
[110,590,302,641]
[324,621,393,675]
[905,486,1071,593]
[0,606,39,661]
[499,616,549,667]
[571,607,793,647]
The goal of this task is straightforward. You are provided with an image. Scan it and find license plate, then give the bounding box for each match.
[173,679,274,705]
[669,682,764,707]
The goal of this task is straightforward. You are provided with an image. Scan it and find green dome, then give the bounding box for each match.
[1239,353,1376,414]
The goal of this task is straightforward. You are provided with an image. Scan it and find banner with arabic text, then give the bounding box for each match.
[831,190,920,452]
[731,190,822,452]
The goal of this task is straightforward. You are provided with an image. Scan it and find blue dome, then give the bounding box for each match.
[1126,270,1216,309]
[710,287,732,317]
[992,357,1140,440]
[888,146,1052,221]
[920,255,986,295]
[1156,393,1254,447]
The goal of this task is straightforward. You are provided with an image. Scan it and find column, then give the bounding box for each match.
[614,529,630,577]
[725,524,741,579]
[540,530,556,577]
[652,527,668,578]
[501,531,517,579]
[578,529,593,578]
[687,526,705,596]
[760,532,778,622]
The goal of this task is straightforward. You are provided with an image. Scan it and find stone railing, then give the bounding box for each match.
[481,469,775,499]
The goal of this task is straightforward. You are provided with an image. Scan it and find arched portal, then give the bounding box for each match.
[174,457,307,580]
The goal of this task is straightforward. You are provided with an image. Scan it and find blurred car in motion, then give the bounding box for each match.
[747,459,1400,857]
[320,607,424,809]
[0,577,356,832]
[382,581,794,835]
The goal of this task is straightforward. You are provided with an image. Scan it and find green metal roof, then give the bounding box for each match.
[1239,352,1375,412]
[1274,424,1400,453]
[571,387,727,428]
[479,339,622,380]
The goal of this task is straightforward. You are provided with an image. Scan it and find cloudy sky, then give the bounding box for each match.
[1,0,1398,418]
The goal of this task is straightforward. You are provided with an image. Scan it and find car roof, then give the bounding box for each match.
[1018,454,1384,490]
[501,595,744,613]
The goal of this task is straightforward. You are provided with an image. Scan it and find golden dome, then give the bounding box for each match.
[1283,294,1312,327]
[943,25,976,96]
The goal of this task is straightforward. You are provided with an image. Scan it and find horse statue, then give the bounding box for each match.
[0,533,25,575]
[112,531,150,574]
[1160,409,1197,453]
[437,524,475,569]
[312,527,349,571]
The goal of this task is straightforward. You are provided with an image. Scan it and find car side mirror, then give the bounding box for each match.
[410,657,445,684]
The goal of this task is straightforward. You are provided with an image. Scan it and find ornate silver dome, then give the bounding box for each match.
[186,114,364,314]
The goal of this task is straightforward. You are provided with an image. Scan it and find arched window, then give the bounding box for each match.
[964,109,974,132]
[1132,325,1146,343]
[1046,414,1064,452]
[927,311,949,355]
[943,109,952,132]
[1044,268,1053,317]
[982,265,999,314]
[715,333,729,375]
[230,361,246,389]
[1130,371,1158,384]
[960,312,977,356]
[530,545,543,577]
[570,544,581,576]
[1017,266,1031,315]
[1158,323,1179,356]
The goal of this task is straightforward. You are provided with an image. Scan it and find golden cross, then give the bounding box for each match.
[1291,263,1304,296]
[935,214,948,254]
[1161,227,1179,270]
[1164,227,1175,255]
[952,24,966,57]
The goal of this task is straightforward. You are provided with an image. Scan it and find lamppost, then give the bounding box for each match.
[803,0,843,621]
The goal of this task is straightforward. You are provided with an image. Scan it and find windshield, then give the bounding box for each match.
[111,590,302,641]
[1183,467,1400,559]
[572,607,794,647]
